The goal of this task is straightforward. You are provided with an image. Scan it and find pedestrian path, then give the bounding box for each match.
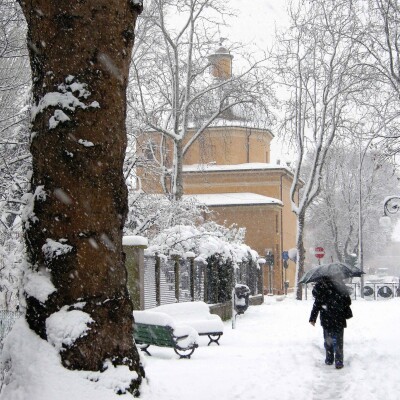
[311,342,353,400]
[4,296,397,400]
[136,297,400,400]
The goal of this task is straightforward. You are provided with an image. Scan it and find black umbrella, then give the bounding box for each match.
[298,262,364,284]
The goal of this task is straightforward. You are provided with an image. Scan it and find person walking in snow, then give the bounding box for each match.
[309,276,352,369]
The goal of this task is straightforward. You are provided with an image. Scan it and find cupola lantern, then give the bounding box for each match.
[208,39,233,80]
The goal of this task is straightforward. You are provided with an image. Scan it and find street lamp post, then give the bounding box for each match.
[357,127,377,298]
[358,151,364,298]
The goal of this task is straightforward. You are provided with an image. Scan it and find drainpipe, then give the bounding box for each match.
[246,129,252,163]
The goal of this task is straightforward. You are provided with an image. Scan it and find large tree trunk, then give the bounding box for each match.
[18,0,144,393]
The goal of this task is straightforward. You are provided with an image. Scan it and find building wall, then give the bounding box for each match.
[184,168,281,196]
[183,127,273,165]
[184,169,299,293]
[204,204,282,294]
[206,204,281,256]
[136,127,273,169]
[136,127,299,293]
[135,164,164,194]
[280,175,298,287]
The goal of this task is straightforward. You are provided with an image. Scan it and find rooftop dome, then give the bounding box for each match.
[214,46,232,56]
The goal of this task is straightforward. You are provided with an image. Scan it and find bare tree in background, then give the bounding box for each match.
[352,0,400,155]
[0,0,30,310]
[306,144,398,265]
[274,0,366,299]
[0,1,30,231]
[16,0,144,393]
[129,0,273,200]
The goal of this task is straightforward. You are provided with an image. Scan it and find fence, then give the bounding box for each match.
[303,282,400,300]
[0,250,263,344]
[0,310,22,349]
[141,254,262,310]
[143,256,203,309]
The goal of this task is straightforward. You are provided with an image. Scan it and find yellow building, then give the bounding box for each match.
[181,124,298,294]
[136,45,299,294]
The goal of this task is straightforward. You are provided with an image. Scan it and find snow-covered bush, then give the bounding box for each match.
[146,224,257,265]
[124,192,209,238]
[205,253,234,303]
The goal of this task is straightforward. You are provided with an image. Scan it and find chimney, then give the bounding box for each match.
[208,39,233,80]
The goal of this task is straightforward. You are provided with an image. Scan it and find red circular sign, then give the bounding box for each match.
[314,247,325,259]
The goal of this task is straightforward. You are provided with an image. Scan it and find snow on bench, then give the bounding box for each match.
[150,301,224,345]
[132,310,199,358]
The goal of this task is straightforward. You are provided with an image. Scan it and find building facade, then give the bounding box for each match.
[136,44,299,294]
[181,125,299,294]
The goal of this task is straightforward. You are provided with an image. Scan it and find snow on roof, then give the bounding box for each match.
[187,119,271,131]
[209,45,232,56]
[211,120,271,131]
[185,192,282,207]
[183,162,292,174]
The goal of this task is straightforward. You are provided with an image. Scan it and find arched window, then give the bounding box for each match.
[144,140,156,161]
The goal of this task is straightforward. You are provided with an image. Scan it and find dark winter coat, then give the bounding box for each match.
[309,278,352,331]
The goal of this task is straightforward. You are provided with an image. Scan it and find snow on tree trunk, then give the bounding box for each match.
[294,212,306,301]
[18,0,144,393]
[173,139,184,200]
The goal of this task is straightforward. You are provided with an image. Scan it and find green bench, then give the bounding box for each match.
[133,311,199,359]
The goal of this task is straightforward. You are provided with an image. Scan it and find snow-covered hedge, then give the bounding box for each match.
[145,224,260,304]
[145,224,258,265]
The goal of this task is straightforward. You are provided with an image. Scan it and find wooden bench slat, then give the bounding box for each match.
[133,322,198,359]
[134,323,176,348]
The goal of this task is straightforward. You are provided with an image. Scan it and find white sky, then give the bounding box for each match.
[164,0,292,161]
[228,0,289,49]
[226,0,291,162]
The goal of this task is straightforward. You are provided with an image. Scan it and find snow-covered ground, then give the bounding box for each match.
[139,296,400,400]
[2,295,400,400]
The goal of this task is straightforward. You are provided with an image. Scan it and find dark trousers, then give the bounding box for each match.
[323,328,344,364]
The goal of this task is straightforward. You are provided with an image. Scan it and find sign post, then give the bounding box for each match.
[265,251,274,295]
[314,247,325,265]
[282,251,289,295]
